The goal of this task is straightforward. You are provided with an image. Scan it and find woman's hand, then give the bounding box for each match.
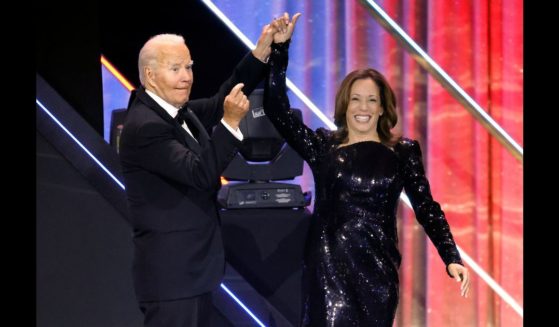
[448,263,471,298]
[272,12,301,44]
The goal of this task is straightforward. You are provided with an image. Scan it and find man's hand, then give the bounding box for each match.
[252,23,277,63]
[272,12,301,44]
[223,83,250,130]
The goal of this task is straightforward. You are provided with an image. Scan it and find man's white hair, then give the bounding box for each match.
[138,34,186,86]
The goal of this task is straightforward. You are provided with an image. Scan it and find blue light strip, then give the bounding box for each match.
[220,284,267,327]
[36,99,126,190]
[37,98,269,325]
[201,0,337,130]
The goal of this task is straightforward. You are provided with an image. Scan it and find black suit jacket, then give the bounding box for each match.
[119,52,266,302]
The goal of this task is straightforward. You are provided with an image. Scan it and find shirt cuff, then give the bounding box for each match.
[220,118,244,141]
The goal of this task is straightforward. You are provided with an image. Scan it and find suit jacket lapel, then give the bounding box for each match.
[180,125,203,154]
[184,108,210,147]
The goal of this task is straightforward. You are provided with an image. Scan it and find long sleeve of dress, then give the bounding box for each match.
[401,139,463,272]
[264,41,331,168]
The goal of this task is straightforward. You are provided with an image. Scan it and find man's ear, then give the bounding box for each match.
[144,66,154,86]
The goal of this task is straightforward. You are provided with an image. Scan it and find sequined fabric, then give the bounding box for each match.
[264,41,463,327]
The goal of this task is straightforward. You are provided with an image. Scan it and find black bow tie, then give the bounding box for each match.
[175,107,186,125]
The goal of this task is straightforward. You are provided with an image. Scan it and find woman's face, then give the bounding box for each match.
[345,78,384,140]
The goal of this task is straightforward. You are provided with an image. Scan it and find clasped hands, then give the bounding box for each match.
[252,12,302,63]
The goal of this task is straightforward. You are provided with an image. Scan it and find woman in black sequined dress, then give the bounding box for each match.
[265,14,471,327]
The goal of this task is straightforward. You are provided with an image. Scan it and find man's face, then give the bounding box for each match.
[148,43,194,108]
